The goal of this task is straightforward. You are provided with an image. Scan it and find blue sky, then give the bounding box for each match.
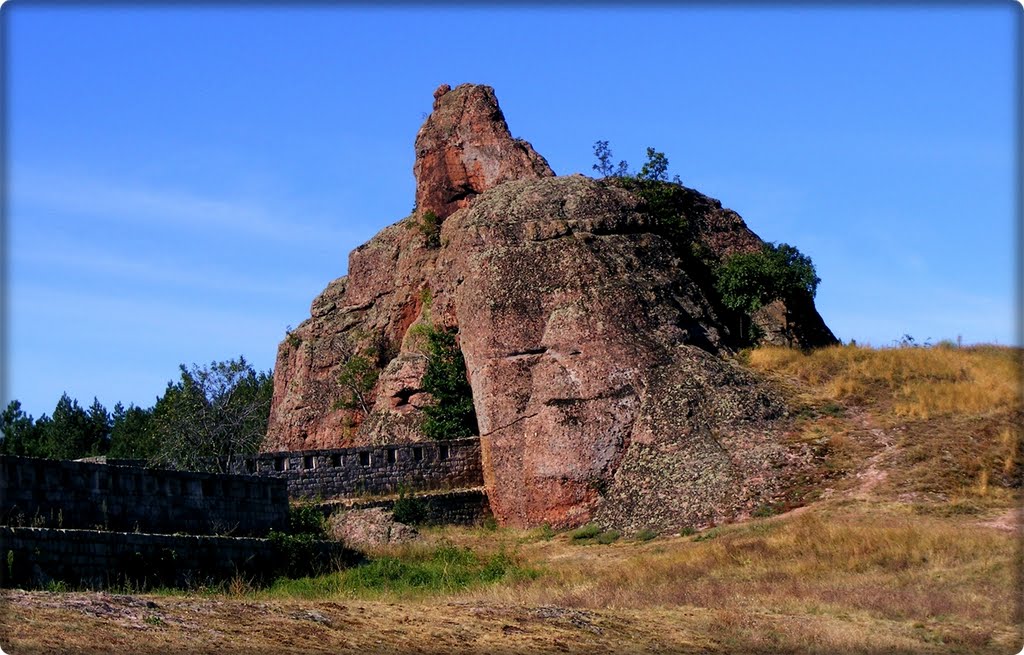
[4,4,1018,418]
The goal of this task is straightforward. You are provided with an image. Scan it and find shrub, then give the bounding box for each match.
[268,531,324,579]
[715,242,820,314]
[570,523,602,541]
[285,326,301,349]
[418,210,441,248]
[335,350,380,415]
[289,503,327,537]
[480,516,499,532]
[638,147,669,182]
[480,549,515,582]
[45,580,69,593]
[392,491,429,526]
[693,528,720,542]
[596,529,621,545]
[592,140,630,178]
[752,503,784,518]
[609,173,699,260]
[634,528,659,542]
[268,502,331,579]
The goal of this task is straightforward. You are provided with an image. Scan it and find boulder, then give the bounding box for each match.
[327,507,418,549]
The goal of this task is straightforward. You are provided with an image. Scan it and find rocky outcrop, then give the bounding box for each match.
[266,83,554,452]
[266,83,836,530]
[264,219,440,451]
[431,175,817,528]
[413,84,554,220]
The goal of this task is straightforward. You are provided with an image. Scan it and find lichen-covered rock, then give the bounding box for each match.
[265,83,554,452]
[327,507,418,549]
[433,176,814,528]
[264,219,440,451]
[266,276,358,451]
[267,83,836,530]
[355,353,431,446]
[592,347,807,533]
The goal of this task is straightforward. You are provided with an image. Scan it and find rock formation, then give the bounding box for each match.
[413,84,554,220]
[266,83,837,532]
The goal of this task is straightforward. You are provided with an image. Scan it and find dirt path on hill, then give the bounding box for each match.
[847,408,897,500]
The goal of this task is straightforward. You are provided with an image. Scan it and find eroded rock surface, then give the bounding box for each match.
[414,83,554,220]
[266,85,557,451]
[265,220,440,451]
[267,83,836,531]
[327,507,418,549]
[432,176,817,528]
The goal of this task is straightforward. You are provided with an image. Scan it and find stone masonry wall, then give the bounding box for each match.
[226,438,484,500]
[0,527,356,589]
[320,488,492,527]
[0,456,288,537]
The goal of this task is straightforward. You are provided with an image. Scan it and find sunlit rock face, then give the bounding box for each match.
[267,83,835,532]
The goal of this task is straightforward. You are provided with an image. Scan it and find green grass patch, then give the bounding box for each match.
[570,523,622,545]
[570,523,602,541]
[480,516,499,531]
[521,523,557,542]
[263,544,535,599]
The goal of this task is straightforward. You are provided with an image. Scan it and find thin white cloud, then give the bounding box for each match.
[11,168,363,248]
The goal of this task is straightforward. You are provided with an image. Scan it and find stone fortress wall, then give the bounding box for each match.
[0,455,288,537]
[225,438,484,499]
[0,526,354,590]
[320,488,491,527]
[0,439,487,589]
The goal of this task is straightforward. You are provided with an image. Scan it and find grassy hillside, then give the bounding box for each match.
[3,344,1020,654]
[748,343,1020,503]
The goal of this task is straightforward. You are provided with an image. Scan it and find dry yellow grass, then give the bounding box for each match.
[451,512,1017,624]
[4,507,1019,654]
[749,344,1022,497]
[748,343,1020,419]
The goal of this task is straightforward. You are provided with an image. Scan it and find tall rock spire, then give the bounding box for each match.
[413,83,554,220]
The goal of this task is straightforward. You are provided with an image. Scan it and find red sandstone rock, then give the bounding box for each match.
[263,220,440,451]
[266,83,555,452]
[413,83,554,220]
[267,83,836,531]
[433,176,807,528]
